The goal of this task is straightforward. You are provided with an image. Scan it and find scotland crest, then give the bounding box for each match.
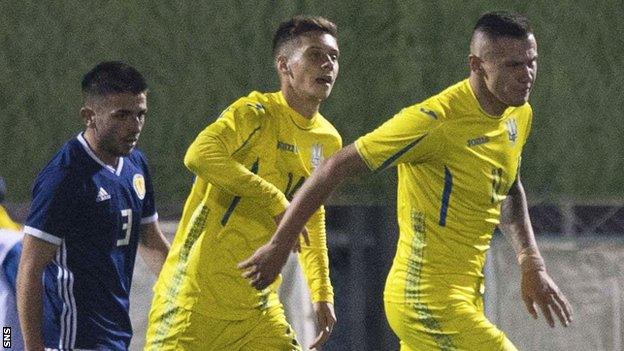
[133,174,146,200]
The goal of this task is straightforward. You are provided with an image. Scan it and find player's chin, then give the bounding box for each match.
[507,94,530,107]
[116,145,135,156]
[313,85,334,100]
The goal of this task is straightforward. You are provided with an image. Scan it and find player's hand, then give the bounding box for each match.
[273,212,310,253]
[521,269,573,327]
[238,241,290,290]
[309,302,336,350]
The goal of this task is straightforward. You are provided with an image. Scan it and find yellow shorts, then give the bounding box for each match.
[384,298,517,351]
[145,294,301,351]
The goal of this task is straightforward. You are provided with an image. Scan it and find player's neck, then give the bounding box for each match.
[82,130,119,168]
[469,75,507,116]
[281,88,320,119]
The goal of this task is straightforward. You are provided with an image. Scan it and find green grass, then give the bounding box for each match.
[1,0,622,205]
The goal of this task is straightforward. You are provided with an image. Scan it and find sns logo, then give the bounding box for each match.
[506,118,518,144]
[3,327,10,348]
[311,143,324,170]
[133,174,146,200]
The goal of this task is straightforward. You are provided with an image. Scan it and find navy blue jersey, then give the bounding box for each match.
[24,133,157,350]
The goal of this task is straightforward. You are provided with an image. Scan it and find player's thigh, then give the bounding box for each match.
[449,308,518,351]
[242,305,301,351]
[144,294,193,351]
[385,300,449,351]
[385,300,517,351]
[145,294,242,351]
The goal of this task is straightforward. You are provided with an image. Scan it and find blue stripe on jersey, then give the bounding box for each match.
[438,166,453,226]
[375,134,428,172]
[221,159,259,226]
[233,126,261,155]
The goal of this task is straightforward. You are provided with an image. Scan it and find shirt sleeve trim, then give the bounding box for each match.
[374,134,428,172]
[23,226,62,246]
[141,212,159,224]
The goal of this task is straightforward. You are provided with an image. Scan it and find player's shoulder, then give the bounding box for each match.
[416,80,473,121]
[127,147,148,166]
[36,138,82,182]
[34,137,99,193]
[512,102,533,116]
[32,162,77,202]
[392,98,445,134]
[224,91,271,120]
[314,114,343,145]
[392,82,471,124]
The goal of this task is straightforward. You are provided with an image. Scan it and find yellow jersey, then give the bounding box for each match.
[355,79,532,306]
[0,205,20,231]
[153,91,341,319]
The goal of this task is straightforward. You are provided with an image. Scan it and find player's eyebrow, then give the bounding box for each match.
[112,108,147,115]
[309,45,339,54]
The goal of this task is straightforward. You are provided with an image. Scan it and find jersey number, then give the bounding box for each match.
[117,209,132,246]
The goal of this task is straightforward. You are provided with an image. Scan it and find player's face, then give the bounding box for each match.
[480,34,538,107]
[89,92,147,158]
[284,32,340,102]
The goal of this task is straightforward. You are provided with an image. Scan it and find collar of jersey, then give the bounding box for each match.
[465,79,517,120]
[275,91,319,130]
[77,133,124,176]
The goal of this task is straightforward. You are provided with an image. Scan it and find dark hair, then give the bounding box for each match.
[81,61,147,97]
[474,11,532,39]
[272,15,337,57]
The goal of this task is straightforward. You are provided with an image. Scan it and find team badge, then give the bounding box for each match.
[311,143,324,170]
[506,118,518,144]
[133,174,146,200]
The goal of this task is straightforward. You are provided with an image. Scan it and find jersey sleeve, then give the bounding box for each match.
[298,206,333,304]
[24,168,76,245]
[355,104,443,171]
[184,101,289,216]
[137,152,158,224]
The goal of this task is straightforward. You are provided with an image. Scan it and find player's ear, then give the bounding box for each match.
[469,54,484,76]
[276,55,291,77]
[81,107,96,128]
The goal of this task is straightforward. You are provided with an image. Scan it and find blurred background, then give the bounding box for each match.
[1,1,623,350]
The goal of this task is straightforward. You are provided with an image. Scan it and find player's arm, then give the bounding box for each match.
[240,105,442,289]
[185,105,289,217]
[17,235,58,350]
[296,207,336,349]
[239,144,370,289]
[138,221,170,275]
[499,171,573,327]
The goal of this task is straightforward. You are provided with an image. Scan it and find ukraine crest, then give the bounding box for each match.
[506,118,518,144]
[133,174,146,200]
[311,143,324,170]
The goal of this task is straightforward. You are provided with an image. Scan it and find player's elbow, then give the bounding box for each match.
[321,144,367,183]
[184,136,226,176]
[183,141,212,176]
[183,146,200,174]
